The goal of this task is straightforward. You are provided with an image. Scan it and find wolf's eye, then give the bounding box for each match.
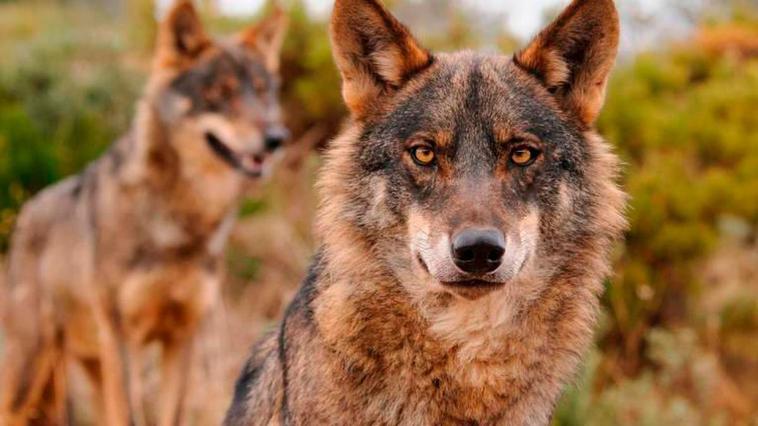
[510,147,538,166]
[410,146,436,166]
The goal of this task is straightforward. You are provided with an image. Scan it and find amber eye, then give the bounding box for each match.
[410,146,436,166]
[510,147,537,166]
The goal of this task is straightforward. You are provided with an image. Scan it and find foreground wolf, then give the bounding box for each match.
[225,0,626,424]
[0,2,287,425]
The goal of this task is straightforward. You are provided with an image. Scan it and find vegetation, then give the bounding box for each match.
[556,20,758,425]
[0,0,755,423]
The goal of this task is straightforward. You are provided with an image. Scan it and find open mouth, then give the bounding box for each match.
[205,132,266,178]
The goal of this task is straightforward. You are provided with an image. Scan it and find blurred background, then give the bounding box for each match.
[0,0,756,424]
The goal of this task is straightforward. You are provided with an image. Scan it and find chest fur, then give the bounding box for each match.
[305,278,595,425]
[112,212,235,343]
[117,260,221,344]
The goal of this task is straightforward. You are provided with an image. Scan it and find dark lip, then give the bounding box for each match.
[416,255,505,288]
[440,279,505,289]
[205,132,264,178]
[415,253,506,297]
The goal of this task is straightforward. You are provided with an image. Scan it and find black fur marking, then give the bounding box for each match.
[455,60,499,176]
[83,168,100,252]
[277,310,291,425]
[227,343,266,419]
[108,139,127,175]
[70,176,83,199]
[298,249,324,322]
[274,250,324,424]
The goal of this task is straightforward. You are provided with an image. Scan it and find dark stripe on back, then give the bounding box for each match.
[278,249,324,424]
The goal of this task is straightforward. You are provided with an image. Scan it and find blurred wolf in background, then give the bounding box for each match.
[0,1,287,425]
[225,0,625,424]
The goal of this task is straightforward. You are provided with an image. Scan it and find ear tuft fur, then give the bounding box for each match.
[514,0,620,127]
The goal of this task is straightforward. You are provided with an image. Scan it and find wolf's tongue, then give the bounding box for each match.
[240,154,264,171]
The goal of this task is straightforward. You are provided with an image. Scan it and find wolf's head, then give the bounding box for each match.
[141,1,288,180]
[321,0,626,305]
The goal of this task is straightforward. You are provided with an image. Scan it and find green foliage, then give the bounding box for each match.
[599,24,758,358]
[226,248,261,282]
[279,1,346,134]
[554,20,758,424]
[0,3,143,248]
[555,329,734,426]
[238,198,268,218]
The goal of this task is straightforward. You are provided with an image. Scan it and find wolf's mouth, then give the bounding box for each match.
[439,279,505,300]
[440,279,505,289]
[205,132,265,178]
[416,252,506,295]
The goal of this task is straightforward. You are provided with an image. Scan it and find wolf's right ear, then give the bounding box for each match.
[240,5,289,71]
[155,1,211,69]
[514,0,619,128]
[330,0,432,119]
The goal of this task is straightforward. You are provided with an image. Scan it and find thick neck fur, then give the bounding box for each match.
[100,95,245,256]
[309,125,626,423]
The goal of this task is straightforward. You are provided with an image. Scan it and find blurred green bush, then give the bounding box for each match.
[601,24,758,363]
[555,20,758,425]
[0,2,142,248]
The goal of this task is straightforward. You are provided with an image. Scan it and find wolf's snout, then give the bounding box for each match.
[264,125,289,152]
[451,228,505,274]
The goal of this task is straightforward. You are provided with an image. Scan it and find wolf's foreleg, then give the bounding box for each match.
[127,342,148,426]
[92,306,131,426]
[158,337,192,426]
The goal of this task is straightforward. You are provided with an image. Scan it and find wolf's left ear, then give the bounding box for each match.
[155,1,211,68]
[514,0,619,128]
[330,0,432,119]
[240,5,289,70]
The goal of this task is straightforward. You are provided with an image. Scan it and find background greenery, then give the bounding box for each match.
[0,0,755,424]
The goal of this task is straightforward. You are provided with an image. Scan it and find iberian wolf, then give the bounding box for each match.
[226,0,626,424]
[1,2,287,425]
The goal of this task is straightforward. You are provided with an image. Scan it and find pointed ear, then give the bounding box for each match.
[514,0,620,128]
[330,0,432,119]
[155,1,211,69]
[240,5,289,70]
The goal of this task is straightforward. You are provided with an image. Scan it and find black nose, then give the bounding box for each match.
[264,126,289,152]
[451,228,506,274]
